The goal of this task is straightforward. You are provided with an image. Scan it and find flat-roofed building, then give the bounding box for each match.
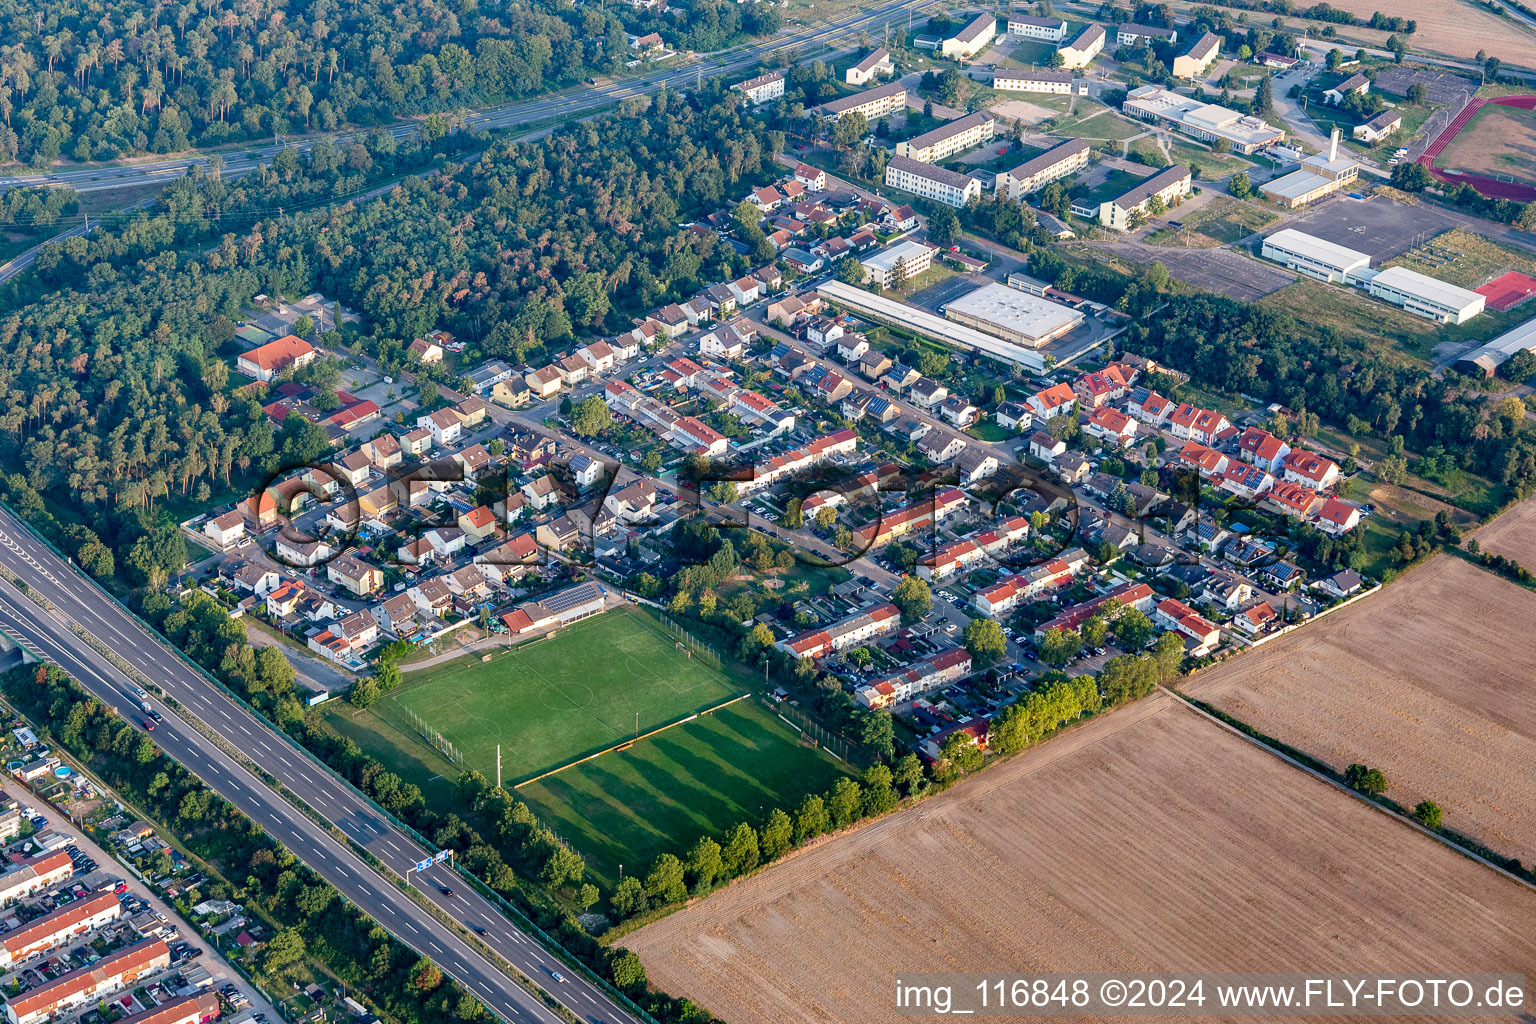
[1098,164,1191,230]
[884,155,984,207]
[813,81,908,120]
[1122,85,1284,154]
[1057,23,1106,68]
[1116,23,1178,46]
[859,239,939,288]
[732,69,785,105]
[895,111,995,162]
[817,280,1048,372]
[942,283,1084,348]
[1008,14,1068,40]
[1260,228,1371,283]
[992,69,1076,94]
[846,47,894,84]
[994,138,1090,198]
[1456,314,1536,377]
[942,13,997,58]
[1258,129,1358,208]
[1359,266,1486,324]
[1172,31,1220,78]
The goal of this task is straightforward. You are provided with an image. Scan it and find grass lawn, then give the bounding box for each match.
[1437,103,1536,182]
[519,701,850,889]
[375,608,746,784]
[968,420,1013,442]
[1257,277,1439,362]
[1046,104,1144,143]
[1145,197,1279,247]
[886,263,957,300]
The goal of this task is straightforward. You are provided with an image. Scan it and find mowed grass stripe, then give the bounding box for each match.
[519,701,851,890]
[384,609,743,782]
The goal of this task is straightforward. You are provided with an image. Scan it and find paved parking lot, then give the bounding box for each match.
[1285,195,1462,261]
[1096,242,1296,301]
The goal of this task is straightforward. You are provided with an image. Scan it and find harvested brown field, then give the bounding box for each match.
[1308,0,1536,66]
[1185,555,1536,865]
[1473,491,1536,565]
[628,693,1536,1024]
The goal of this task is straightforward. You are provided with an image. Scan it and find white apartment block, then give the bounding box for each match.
[1007,14,1068,40]
[942,13,997,58]
[992,69,1076,95]
[814,81,907,120]
[884,155,983,208]
[994,138,1090,199]
[1057,23,1106,68]
[733,69,785,105]
[895,111,995,162]
[1099,163,1190,230]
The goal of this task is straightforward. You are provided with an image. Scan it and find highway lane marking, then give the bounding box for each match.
[0,526,634,1024]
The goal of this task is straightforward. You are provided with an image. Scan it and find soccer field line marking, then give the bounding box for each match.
[513,692,754,789]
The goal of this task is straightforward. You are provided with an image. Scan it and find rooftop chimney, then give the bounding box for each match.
[1328,127,1339,162]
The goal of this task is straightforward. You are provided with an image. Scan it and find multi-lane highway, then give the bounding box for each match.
[0,0,939,196]
[0,505,637,1024]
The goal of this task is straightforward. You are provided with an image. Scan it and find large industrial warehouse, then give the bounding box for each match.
[940,283,1085,348]
[1260,229,1371,283]
[816,281,1048,371]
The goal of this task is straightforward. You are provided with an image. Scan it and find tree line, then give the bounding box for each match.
[0,0,768,167]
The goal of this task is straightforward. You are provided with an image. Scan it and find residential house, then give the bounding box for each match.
[1028,431,1067,462]
[1027,382,1077,420]
[419,408,463,446]
[1237,426,1290,473]
[525,366,563,398]
[1281,449,1341,490]
[1315,497,1361,535]
[994,401,1033,432]
[326,554,383,597]
[908,378,949,410]
[202,511,246,549]
[362,434,404,470]
[492,375,531,408]
[1085,406,1137,445]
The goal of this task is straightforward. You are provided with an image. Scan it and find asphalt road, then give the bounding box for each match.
[0,0,939,197]
[0,506,635,1024]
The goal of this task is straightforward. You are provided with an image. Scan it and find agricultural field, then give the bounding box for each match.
[518,701,849,889]
[1437,105,1536,184]
[1297,0,1536,65]
[628,693,1536,1024]
[360,608,744,785]
[1185,554,1536,865]
[1471,490,1536,565]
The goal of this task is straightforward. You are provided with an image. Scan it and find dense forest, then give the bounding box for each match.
[0,0,774,167]
[0,86,779,584]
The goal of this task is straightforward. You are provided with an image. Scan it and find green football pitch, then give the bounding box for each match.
[519,700,851,889]
[378,608,744,783]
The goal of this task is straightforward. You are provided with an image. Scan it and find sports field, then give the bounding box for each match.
[377,609,744,783]
[520,701,850,890]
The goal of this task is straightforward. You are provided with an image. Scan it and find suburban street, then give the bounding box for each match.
[0,505,638,1024]
[0,0,940,197]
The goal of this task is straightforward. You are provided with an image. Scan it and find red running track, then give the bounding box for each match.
[1416,95,1536,202]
